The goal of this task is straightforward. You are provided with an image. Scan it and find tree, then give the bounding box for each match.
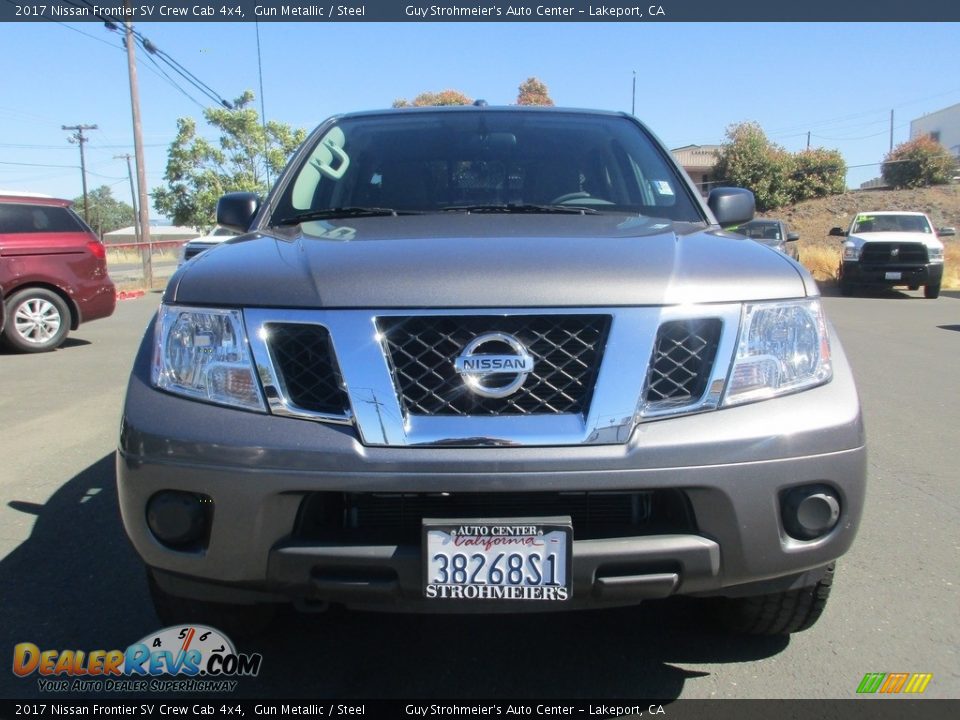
[881,136,955,188]
[787,148,846,202]
[393,90,473,108]
[516,77,554,106]
[714,122,847,210]
[713,122,791,211]
[153,90,307,228]
[74,185,135,237]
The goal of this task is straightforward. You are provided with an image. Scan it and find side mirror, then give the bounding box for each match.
[786,232,800,242]
[828,227,846,237]
[707,187,755,228]
[938,226,956,237]
[216,192,260,233]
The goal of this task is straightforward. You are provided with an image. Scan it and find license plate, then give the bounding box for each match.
[885,271,902,280]
[423,517,572,602]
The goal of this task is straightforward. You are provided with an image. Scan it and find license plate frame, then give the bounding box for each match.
[422,517,573,602]
[885,271,902,280]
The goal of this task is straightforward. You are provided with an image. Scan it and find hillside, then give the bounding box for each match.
[758,184,960,287]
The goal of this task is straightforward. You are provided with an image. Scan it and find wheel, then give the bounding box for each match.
[717,563,834,635]
[2,288,70,352]
[146,568,277,638]
[924,280,941,299]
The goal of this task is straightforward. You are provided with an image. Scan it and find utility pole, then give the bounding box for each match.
[806,131,811,150]
[123,4,152,288]
[889,109,895,152]
[115,154,140,245]
[62,124,97,223]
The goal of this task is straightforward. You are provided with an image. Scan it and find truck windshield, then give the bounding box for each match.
[852,214,932,234]
[272,110,703,225]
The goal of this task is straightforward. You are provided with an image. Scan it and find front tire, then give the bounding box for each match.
[717,563,835,635]
[146,568,277,637]
[2,288,70,352]
[924,280,941,299]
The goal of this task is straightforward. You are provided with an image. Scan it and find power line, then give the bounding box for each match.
[0,160,78,169]
[86,1,234,109]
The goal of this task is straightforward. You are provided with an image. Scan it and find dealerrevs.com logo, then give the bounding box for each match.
[13,625,262,693]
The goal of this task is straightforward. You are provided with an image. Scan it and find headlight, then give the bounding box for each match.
[152,305,266,411]
[723,299,832,406]
[928,246,944,262]
[842,242,860,261]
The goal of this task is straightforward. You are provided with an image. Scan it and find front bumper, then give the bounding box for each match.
[841,260,942,287]
[118,317,866,611]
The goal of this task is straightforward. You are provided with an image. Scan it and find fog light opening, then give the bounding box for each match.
[146,490,212,550]
[782,485,840,541]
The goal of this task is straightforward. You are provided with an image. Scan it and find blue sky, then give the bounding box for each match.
[1,21,958,219]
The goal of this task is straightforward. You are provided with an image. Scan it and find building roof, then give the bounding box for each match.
[671,145,721,170]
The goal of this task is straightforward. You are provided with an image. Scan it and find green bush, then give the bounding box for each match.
[789,149,847,202]
[881,136,955,188]
[714,123,847,211]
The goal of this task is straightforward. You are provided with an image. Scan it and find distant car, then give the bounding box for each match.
[177,226,236,266]
[831,211,954,298]
[732,219,800,261]
[0,195,115,352]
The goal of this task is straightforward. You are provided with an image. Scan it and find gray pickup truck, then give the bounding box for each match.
[118,106,865,636]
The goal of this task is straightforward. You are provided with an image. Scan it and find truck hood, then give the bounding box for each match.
[168,214,813,308]
[847,231,944,249]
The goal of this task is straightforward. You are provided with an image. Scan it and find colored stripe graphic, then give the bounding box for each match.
[857,672,932,694]
[904,673,933,694]
[857,673,886,694]
[880,672,909,693]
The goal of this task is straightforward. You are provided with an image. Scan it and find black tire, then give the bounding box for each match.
[924,280,941,299]
[146,568,277,638]
[717,563,835,635]
[2,288,70,352]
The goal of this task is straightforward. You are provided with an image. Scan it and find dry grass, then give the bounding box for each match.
[799,244,840,282]
[106,247,179,265]
[944,242,960,289]
[797,239,959,289]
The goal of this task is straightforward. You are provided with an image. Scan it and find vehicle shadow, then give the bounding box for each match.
[819,283,919,300]
[0,454,787,701]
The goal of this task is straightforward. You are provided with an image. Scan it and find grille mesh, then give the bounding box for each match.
[860,242,928,264]
[377,315,610,416]
[267,323,350,415]
[293,490,697,543]
[644,319,722,404]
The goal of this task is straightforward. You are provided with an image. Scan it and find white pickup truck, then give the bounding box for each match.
[832,211,954,298]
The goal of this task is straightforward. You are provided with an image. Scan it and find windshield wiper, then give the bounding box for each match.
[438,203,599,215]
[274,207,423,225]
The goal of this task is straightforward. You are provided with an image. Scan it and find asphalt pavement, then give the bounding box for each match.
[0,287,958,701]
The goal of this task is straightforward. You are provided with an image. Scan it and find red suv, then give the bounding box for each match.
[0,195,116,352]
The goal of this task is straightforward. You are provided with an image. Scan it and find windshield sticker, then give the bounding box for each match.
[652,180,674,196]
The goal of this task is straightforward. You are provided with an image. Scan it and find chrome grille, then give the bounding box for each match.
[860,242,928,264]
[377,314,611,416]
[645,319,722,404]
[266,323,350,415]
